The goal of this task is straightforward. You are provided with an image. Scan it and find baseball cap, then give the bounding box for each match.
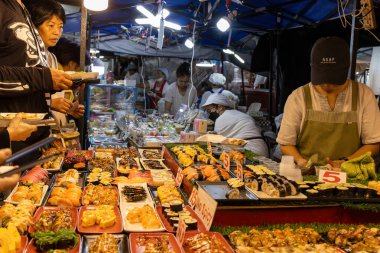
[310,37,350,85]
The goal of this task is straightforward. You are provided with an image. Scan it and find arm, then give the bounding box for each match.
[0,66,73,97]
[0,66,53,96]
[280,145,308,167]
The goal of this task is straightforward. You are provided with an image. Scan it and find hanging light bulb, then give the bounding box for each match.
[223,48,234,55]
[234,53,245,64]
[216,17,231,32]
[185,38,194,49]
[84,0,108,11]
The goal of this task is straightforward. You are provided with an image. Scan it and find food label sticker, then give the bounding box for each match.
[175,167,184,187]
[207,142,212,155]
[222,152,230,171]
[318,169,347,183]
[194,187,218,230]
[236,162,244,180]
[176,218,187,245]
[188,187,198,209]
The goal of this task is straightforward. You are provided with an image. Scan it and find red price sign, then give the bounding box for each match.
[175,167,184,187]
[236,162,244,180]
[188,187,198,209]
[207,142,212,155]
[318,169,347,183]
[222,152,230,171]
[176,218,187,245]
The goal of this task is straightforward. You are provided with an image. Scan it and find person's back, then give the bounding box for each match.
[215,109,268,157]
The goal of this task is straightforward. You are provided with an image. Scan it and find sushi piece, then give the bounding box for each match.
[364,188,377,198]
[184,218,198,230]
[298,184,310,194]
[169,217,180,225]
[227,178,245,190]
[170,201,183,212]
[305,189,319,197]
[336,186,350,197]
[226,188,240,199]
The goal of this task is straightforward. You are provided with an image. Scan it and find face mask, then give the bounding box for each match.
[208,112,220,122]
[156,77,164,82]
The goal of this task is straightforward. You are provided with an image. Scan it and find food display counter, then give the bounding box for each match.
[1,139,380,253]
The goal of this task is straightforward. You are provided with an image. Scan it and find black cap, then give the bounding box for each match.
[310,37,350,85]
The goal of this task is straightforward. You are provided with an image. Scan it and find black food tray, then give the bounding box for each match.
[196,181,259,205]
[82,234,127,253]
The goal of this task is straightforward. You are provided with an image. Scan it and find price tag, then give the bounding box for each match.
[193,187,218,230]
[318,169,347,183]
[236,162,244,180]
[222,152,230,171]
[176,218,187,245]
[207,142,212,155]
[188,187,198,209]
[175,167,184,187]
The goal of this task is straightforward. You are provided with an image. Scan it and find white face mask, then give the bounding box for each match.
[156,77,164,82]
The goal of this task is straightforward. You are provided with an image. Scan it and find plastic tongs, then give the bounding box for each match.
[0,136,60,176]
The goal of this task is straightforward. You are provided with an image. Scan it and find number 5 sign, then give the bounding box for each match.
[318,169,347,183]
[222,152,230,171]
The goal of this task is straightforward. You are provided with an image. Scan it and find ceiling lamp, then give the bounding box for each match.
[223,48,234,55]
[196,60,215,68]
[185,38,194,49]
[234,53,245,64]
[135,5,181,31]
[216,17,231,32]
[84,0,108,11]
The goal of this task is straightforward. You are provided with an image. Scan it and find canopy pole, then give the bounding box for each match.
[348,0,360,79]
[268,32,274,119]
[79,4,89,148]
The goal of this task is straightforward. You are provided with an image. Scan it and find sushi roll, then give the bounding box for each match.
[305,189,319,197]
[227,178,245,190]
[173,223,179,231]
[169,216,180,225]
[170,201,183,212]
[355,185,367,198]
[184,218,198,230]
[178,210,191,217]
[336,186,350,197]
[167,212,179,220]
[287,180,300,196]
[226,188,240,199]
[163,208,171,218]
[298,184,310,194]
[364,188,377,198]
[250,178,263,191]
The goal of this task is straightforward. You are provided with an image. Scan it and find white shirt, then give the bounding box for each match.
[215,110,269,157]
[277,81,380,146]
[164,82,197,115]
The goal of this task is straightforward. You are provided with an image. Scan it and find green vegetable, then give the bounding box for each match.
[31,230,78,251]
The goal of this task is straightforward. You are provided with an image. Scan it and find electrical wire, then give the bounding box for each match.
[187,21,197,109]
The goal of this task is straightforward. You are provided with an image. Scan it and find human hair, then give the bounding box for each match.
[50,38,91,66]
[26,0,66,28]
[176,62,191,78]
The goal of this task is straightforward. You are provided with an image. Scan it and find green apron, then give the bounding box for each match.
[297,82,361,164]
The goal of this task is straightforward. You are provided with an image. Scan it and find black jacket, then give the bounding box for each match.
[0,0,53,163]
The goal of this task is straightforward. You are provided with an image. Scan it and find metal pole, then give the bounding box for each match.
[79,4,88,148]
[268,32,274,118]
[348,0,359,80]
[240,68,246,107]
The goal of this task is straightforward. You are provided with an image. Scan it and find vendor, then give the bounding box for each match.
[277,37,380,168]
[199,73,239,108]
[164,62,197,115]
[27,1,86,124]
[124,62,141,85]
[202,93,269,157]
[148,67,170,109]
[0,0,73,165]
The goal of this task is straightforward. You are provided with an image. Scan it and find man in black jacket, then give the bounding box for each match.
[0,0,73,163]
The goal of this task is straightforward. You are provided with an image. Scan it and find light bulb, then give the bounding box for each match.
[216,17,230,32]
[84,0,108,11]
[185,38,194,49]
[234,53,245,64]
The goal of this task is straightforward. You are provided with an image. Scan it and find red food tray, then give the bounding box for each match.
[129,232,184,253]
[17,236,28,253]
[78,206,123,234]
[183,232,234,253]
[156,205,207,233]
[28,206,78,234]
[26,234,81,253]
